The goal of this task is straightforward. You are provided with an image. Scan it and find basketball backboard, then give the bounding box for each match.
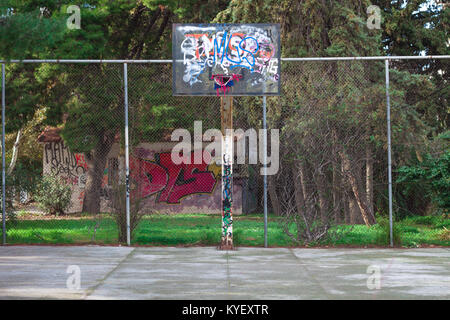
[172,23,281,96]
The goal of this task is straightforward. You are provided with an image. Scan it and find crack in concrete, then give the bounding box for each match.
[82,247,136,299]
[288,248,334,299]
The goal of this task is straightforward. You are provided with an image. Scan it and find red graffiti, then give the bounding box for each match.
[130,158,167,197]
[78,190,85,207]
[130,151,217,204]
[186,33,247,59]
[185,33,208,59]
[74,154,88,170]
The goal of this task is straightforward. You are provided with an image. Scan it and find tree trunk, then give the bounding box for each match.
[331,126,341,224]
[314,172,329,223]
[298,162,309,203]
[332,161,341,223]
[343,193,350,224]
[297,161,317,232]
[7,128,22,175]
[338,149,376,226]
[349,194,363,224]
[292,165,306,215]
[292,164,311,241]
[82,132,115,214]
[366,145,374,218]
[268,175,281,216]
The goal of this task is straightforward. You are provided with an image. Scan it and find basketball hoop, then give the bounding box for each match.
[211,74,243,96]
[172,24,281,249]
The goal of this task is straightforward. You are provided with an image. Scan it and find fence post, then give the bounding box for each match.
[385,59,393,247]
[263,96,268,248]
[2,64,6,245]
[124,63,131,246]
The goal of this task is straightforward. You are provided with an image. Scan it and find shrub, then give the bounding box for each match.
[0,164,40,224]
[401,225,420,234]
[375,216,402,246]
[34,174,72,215]
[438,227,450,241]
[396,150,449,215]
[405,215,450,228]
[199,230,220,245]
[10,162,41,199]
[435,217,450,229]
[409,215,436,225]
[232,229,243,246]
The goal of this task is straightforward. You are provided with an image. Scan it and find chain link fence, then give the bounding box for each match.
[1,57,448,246]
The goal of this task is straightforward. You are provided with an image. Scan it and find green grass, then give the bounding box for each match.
[133,214,294,246]
[2,213,449,247]
[4,217,118,244]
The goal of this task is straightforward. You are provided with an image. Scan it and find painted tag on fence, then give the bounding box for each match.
[172,23,281,96]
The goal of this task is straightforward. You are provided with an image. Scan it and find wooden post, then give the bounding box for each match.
[220,96,233,249]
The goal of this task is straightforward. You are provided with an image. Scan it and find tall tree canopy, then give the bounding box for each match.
[0,0,447,219]
[1,0,231,213]
[213,0,447,225]
[372,0,449,132]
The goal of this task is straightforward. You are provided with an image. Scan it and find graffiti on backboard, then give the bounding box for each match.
[173,24,280,95]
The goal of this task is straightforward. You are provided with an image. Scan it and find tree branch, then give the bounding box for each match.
[128,7,162,59]
[7,128,22,175]
[121,2,146,58]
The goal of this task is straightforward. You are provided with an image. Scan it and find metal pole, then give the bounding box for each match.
[124,63,131,246]
[2,64,6,245]
[263,96,268,248]
[220,96,233,250]
[385,59,393,247]
[282,55,450,62]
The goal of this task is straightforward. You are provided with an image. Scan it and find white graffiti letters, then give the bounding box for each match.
[179,25,279,87]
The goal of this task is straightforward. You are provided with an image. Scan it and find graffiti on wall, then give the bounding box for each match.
[173,24,280,95]
[130,150,218,204]
[44,141,88,186]
[44,141,112,209]
[44,142,223,211]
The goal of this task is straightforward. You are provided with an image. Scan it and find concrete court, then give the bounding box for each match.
[0,246,448,300]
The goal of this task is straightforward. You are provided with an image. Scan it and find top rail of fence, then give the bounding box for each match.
[0,55,449,64]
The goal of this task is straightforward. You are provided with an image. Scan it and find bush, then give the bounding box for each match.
[199,230,220,245]
[409,215,436,225]
[438,227,450,241]
[232,229,243,246]
[404,215,450,228]
[401,225,420,234]
[10,162,41,199]
[0,164,41,224]
[396,150,450,215]
[34,174,72,215]
[435,217,450,229]
[375,216,402,246]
